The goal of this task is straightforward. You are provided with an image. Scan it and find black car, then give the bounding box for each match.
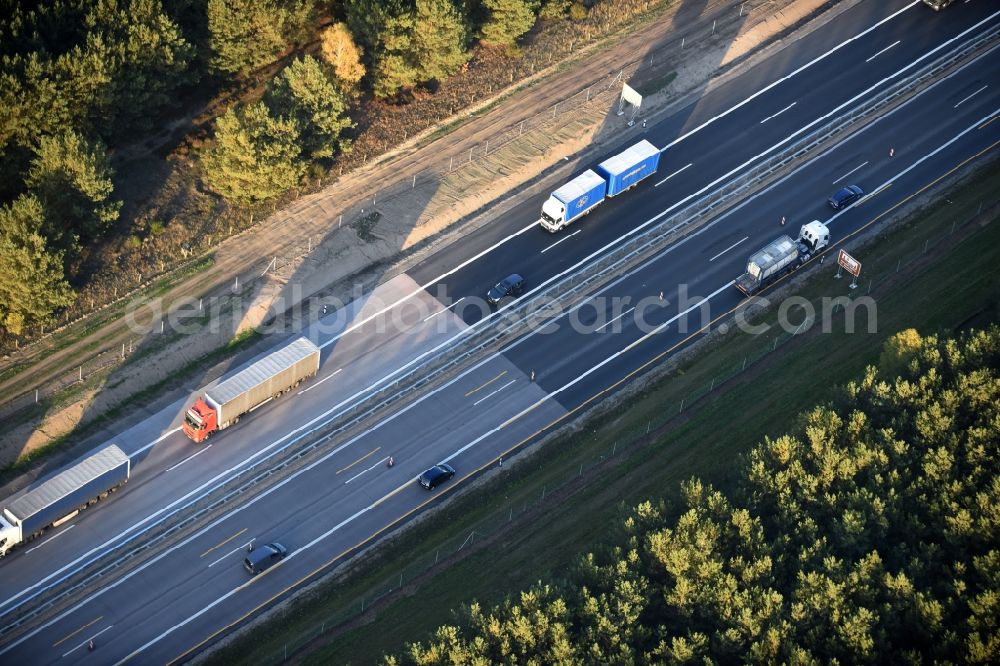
[418,463,456,490]
[243,542,287,575]
[828,184,864,210]
[486,274,524,306]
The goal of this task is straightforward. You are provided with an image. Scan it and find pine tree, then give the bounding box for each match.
[538,0,571,20]
[202,102,306,203]
[479,0,538,47]
[206,0,288,76]
[878,328,923,377]
[25,131,121,251]
[363,0,471,98]
[83,0,196,134]
[372,11,420,98]
[0,194,75,336]
[411,0,470,83]
[1,1,193,145]
[266,56,354,160]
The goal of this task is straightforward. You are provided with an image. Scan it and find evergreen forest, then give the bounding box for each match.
[386,327,1000,664]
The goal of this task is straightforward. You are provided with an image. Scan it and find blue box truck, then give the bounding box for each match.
[538,140,662,232]
[596,139,661,196]
[539,169,608,232]
[0,444,130,557]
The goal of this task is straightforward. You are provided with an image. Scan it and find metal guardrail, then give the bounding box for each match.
[2,18,997,645]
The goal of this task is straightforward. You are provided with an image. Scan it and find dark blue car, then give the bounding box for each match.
[829,184,864,210]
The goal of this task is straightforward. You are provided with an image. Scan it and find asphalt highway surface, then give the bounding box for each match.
[1,1,998,663]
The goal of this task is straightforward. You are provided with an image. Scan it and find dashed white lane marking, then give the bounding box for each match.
[166,445,212,472]
[62,625,113,658]
[423,297,466,322]
[955,85,988,108]
[760,101,796,124]
[25,526,75,555]
[472,379,517,407]
[541,229,581,254]
[709,236,750,262]
[654,163,692,186]
[866,39,901,62]
[594,307,636,333]
[298,368,342,395]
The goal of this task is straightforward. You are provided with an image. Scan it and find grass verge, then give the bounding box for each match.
[207,159,1000,665]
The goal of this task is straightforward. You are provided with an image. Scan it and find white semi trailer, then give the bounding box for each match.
[0,444,130,557]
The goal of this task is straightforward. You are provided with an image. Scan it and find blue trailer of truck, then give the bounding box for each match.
[596,139,661,196]
[538,139,662,232]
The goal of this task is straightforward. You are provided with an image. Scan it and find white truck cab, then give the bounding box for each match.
[799,220,830,252]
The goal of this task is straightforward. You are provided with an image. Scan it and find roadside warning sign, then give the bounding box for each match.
[837,249,861,277]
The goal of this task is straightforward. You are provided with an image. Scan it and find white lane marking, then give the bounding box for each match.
[0,2,1000,654]
[423,297,466,322]
[955,84,988,108]
[24,526,75,555]
[345,457,391,485]
[207,548,238,569]
[132,427,182,457]
[709,236,750,262]
[866,39,902,62]
[660,1,922,154]
[62,625,113,658]
[760,101,797,124]
[297,368,342,395]
[654,163,693,186]
[541,229,581,253]
[595,307,636,333]
[207,541,253,569]
[832,161,869,184]
[472,379,517,407]
[166,445,211,472]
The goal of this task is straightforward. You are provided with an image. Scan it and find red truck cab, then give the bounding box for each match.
[183,398,217,443]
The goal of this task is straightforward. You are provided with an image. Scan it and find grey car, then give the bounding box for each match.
[828,184,864,210]
[486,274,524,306]
[243,542,287,575]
